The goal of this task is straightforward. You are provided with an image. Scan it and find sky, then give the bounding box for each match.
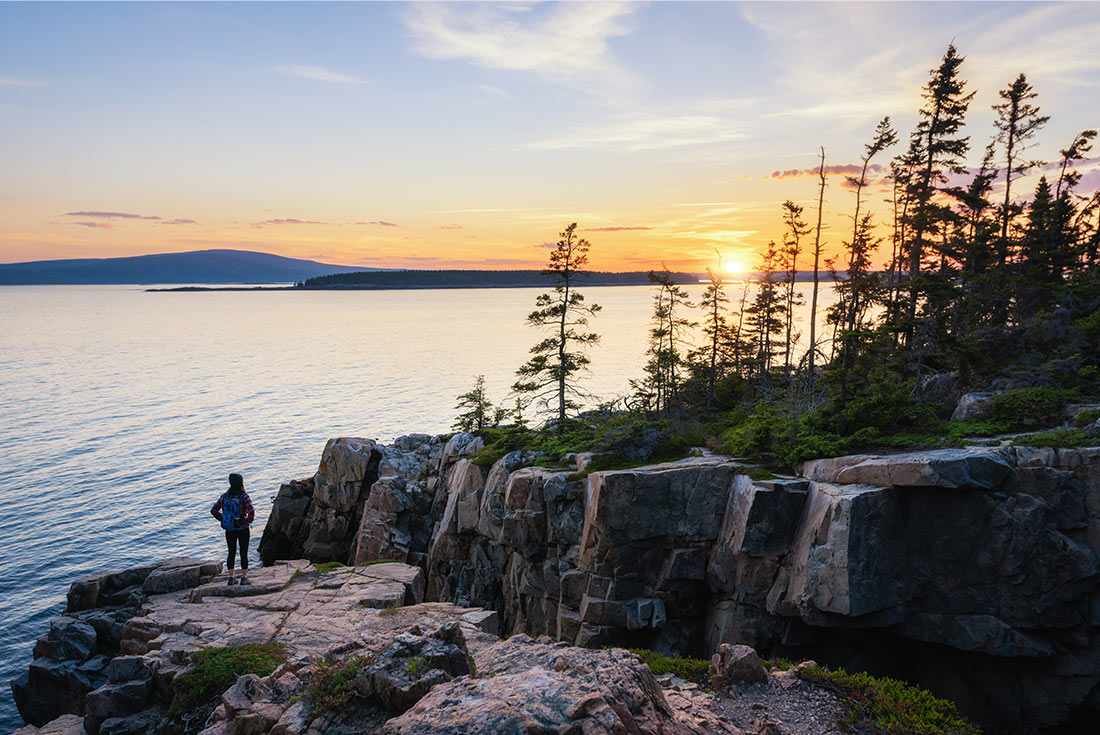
[1,1,1099,272]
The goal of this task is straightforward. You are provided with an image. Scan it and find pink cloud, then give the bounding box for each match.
[251,218,326,228]
[64,210,161,220]
[768,163,884,179]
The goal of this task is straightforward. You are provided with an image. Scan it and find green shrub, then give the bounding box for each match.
[626,648,710,683]
[797,664,981,735]
[987,387,1068,431]
[1013,428,1095,448]
[1073,408,1100,426]
[172,642,285,713]
[296,656,367,713]
[378,606,400,616]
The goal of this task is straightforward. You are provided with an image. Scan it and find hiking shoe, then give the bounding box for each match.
[240,576,250,585]
[227,577,237,586]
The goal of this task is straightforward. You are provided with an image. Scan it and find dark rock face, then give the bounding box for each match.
[256,477,314,565]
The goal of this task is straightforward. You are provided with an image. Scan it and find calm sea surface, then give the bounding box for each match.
[0,282,838,730]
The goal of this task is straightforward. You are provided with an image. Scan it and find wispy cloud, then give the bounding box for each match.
[526,113,745,151]
[68,221,113,230]
[276,65,365,84]
[583,226,652,232]
[402,2,640,93]
[437,224,463,230]
[435,207,542,214]
[768,163,885,179]
[161,219,198,226]
[0,77,41,87]
[251,218,326,228]
[64,211,161,220]
[369,220,399,227]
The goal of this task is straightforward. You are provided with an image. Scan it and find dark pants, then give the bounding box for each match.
[225,529,250,571]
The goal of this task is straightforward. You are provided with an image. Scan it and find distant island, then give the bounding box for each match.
[0,249,377,285]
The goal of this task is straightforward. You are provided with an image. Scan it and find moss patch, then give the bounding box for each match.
[797,664,981,735]
[312,561,346,574]
[626,648,710,684]
[361,559,401,566]
[172,641,285,713]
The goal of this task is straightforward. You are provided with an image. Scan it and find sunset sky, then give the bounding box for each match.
[2,1,1099,271]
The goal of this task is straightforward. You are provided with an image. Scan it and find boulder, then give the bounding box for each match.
[355,622,474,714]
[710,643,767,688]
[107,656,157,685]
[221,673,273,719]
[381,634,738,734]
[951,391,1000,421]
[98,711,163,735]
[84,679,152,735]
[34,617,98,662]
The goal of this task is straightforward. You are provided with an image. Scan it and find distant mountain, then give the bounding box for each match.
[0,249,378,285]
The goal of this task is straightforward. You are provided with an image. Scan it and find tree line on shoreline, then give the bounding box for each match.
[456,44,1100,467]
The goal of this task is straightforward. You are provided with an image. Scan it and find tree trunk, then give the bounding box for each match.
[809,147,826,389]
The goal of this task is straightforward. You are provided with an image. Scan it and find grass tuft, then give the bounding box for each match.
[294,656,367,713]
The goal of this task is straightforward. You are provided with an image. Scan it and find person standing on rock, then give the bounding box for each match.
[211,472,255,585]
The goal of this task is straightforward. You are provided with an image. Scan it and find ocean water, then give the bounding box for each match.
[0,282,838,730]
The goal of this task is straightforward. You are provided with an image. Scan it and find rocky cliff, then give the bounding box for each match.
[257,436,1100,733]
[14,436,1100,734]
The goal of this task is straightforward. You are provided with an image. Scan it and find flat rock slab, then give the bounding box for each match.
[802,448,1014,489]
[188,561,304,602]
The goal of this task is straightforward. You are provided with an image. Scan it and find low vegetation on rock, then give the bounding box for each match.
[171,641,285,713]
[295,655,367,714]
[798,664,982,735]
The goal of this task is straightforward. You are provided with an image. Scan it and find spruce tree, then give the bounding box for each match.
[992,73,1049,265]
[453,375,494,432]
[512,223,601,427]
[903,44,974,349]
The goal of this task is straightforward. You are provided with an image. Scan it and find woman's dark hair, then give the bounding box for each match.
[228,473,244,495]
